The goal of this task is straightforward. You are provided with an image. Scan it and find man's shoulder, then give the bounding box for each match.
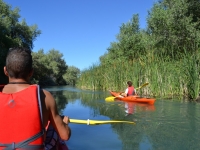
[39,88,52,97]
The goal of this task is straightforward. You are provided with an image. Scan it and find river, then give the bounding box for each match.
[44,86,200,150]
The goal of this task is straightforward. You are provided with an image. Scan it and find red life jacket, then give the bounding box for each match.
[127,86,135,96]
[0,85,45,150]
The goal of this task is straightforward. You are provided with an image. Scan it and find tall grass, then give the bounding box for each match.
[179,51,200,100]
[77,50,200,100]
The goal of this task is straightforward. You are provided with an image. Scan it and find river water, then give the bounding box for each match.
[44,86,200,150]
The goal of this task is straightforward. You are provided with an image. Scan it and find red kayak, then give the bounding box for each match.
[110,91,156,105]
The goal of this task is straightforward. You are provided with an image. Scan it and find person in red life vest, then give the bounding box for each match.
[121,81,136,97]
[0,47,71,150]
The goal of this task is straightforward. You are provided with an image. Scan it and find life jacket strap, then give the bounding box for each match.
[0,129,45,150]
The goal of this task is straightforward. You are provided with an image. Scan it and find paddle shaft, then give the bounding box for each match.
[135,82,149,90]
[69,119,135,125]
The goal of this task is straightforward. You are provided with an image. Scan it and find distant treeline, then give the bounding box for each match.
[77,0,200,100]
[0,0,80,86]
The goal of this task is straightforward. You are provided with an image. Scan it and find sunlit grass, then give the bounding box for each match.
[77,50,200,100]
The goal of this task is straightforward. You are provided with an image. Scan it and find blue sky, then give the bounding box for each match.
[3,0,156,71]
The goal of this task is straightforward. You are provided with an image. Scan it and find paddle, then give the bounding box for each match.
[105,96,117,101]
[105,82,149,101]
[69,119,135,125]
[135,82,149,90]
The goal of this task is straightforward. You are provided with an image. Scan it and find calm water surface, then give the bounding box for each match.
[44,86,200,150]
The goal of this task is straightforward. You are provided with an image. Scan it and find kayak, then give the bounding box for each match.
[110,91,156,105]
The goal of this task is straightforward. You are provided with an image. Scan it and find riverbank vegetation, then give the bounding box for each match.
[77,0,200,100]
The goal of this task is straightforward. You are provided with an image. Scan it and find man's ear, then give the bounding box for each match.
[29,69,34,77]
[4,67,9,76]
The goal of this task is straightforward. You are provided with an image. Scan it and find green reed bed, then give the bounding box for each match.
[77,51,200,100]
[144,58,182,98]
[179,52,200,100]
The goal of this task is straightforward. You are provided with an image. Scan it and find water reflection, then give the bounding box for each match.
[124,102,156,115]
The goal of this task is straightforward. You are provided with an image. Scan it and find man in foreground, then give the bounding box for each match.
[0,47,71,149]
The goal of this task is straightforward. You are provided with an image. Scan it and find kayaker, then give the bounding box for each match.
[121,81,136,97]
[0,47,71,150]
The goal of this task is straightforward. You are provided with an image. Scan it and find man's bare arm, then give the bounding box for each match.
[43,89,71,140]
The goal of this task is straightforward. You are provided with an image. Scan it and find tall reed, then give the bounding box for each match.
[77,50,200,100]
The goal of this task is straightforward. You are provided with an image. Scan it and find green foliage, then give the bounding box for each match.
[0,0,41,84]
[0,0,41,49]
[107,14,146,61]
[180,51,200,100]
[147,0,200,58]
[63,66,80,86]
[32,49,68,86]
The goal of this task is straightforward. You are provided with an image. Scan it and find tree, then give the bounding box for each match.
[107,14,146,62]
[63,66,80,86]
[32,49,68,86]
[147,0,200,58]
[0,0,41,83]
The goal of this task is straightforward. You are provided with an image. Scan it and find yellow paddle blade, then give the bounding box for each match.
[135,82,149,90]
[105,96,115,101]
[70,119,135,125]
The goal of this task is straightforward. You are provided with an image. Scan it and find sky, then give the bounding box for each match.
[3,0,156,71]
